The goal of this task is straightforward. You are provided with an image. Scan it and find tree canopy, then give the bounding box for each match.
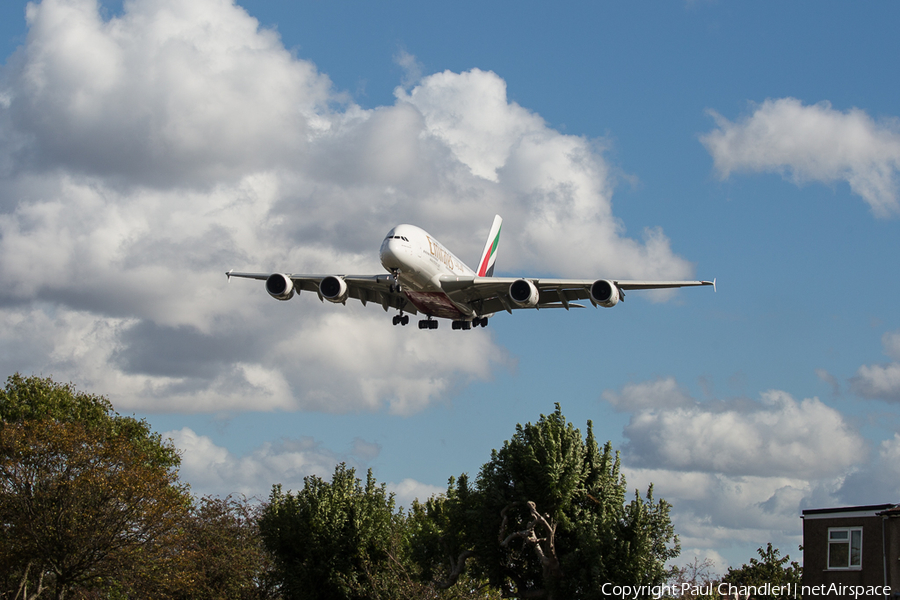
[720,543,802,600]
[0,374,188,599]
[409,404,680,600]
[1,376,681,600]
[259,463,399,600]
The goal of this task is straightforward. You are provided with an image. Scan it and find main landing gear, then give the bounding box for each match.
[451,317,488,330]
[418,317,438,330]
[399,315,489,330]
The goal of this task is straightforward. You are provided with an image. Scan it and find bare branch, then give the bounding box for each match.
[435,549,475,589]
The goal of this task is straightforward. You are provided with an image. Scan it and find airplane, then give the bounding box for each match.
[226,215,715,330]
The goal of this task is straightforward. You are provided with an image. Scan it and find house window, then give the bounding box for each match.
[828,527,862,569]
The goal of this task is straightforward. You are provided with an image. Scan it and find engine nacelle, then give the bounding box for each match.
[266,273,295,301]
[509,279,540,308]
[590,279,620,308]
[319,276,349,303]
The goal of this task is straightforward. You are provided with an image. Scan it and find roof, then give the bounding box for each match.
[802,504,898,519]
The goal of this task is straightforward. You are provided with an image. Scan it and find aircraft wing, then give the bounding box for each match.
[225,271,418,314]
[438,275,715,314]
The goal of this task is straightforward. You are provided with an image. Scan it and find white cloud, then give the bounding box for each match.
[166,426,366,498]
[623,389,866,478]
[167,426,442,507]
[6,0,333,186]
[397,68,542,183]
[602,377,695,411]
[604,377,872,567]
[835,433,900,505]
[626,465,812,565]
[701,98,900,218]
[850,329,900,402]
[0,0,697,415]
[388,478,445,508]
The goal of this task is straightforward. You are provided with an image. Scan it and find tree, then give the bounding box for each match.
[667,557,719,600]
[720,544,802,600]
[259,463,398,600]
[411,405,680,600]
[406,477,500,599]
[162,495,279,600]
[0,374,189,599]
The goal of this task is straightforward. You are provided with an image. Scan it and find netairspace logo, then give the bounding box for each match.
[601,582,893,599]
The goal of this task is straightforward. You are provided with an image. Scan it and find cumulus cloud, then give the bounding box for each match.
[602,377,695,411]
[622,389,865,478]
[3,0,333,187]
[604,377,871,564]
[850,329,900,402]
[626,466,811,553]
[834,433,900,505]
[167,426,443,506]
[701,98,900,218]
[167,427,376,498]
[388,478,445,508]
[0,0,696,415]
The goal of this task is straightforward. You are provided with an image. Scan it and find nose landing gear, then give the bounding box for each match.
[389,269,402,293]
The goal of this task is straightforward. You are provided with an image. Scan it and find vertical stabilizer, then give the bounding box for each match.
[476,215,502,277]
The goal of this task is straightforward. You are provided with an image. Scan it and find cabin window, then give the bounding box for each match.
[828,527,862,569]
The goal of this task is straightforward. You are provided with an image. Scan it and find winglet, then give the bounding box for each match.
[712,278,716,293]
[476,215,502,277]
[226,269,233,281]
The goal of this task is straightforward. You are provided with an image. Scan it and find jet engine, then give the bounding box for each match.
[509,279,540,308]
[266,273,295,301]
[319,276,349,303]
[590,279,620,308]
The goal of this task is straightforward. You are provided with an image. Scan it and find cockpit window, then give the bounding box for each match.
[386,235,409,242]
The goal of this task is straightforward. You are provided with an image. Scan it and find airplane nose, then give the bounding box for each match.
[380,238,401,270]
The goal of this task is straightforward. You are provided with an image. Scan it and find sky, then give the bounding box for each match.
[2,0,900,574]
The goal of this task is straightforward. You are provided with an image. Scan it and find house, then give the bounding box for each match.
[801,503,900,599]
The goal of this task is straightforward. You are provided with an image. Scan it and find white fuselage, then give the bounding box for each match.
[379,224,475,319]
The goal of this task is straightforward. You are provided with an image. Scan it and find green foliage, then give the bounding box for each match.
[0,372,180,469]
[407,474,481,588]
[0,418,191,599]
[411,404,680,600]
[0,376,681,600]
[259,463,397,600]
[165,495,279,600]
[0,374,190,599]
[721,544,802,600]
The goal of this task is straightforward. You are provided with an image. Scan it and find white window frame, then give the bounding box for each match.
[827,527,862,570]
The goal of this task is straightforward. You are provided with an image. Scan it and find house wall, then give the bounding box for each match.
[884,515,900,598]
[802,513,887,599]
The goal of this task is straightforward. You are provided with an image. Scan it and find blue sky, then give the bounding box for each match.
[2,0,900,573]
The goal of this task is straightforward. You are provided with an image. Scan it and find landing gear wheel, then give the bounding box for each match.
[419,317,438,330]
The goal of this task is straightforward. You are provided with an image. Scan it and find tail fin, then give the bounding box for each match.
[476,215,502,277]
